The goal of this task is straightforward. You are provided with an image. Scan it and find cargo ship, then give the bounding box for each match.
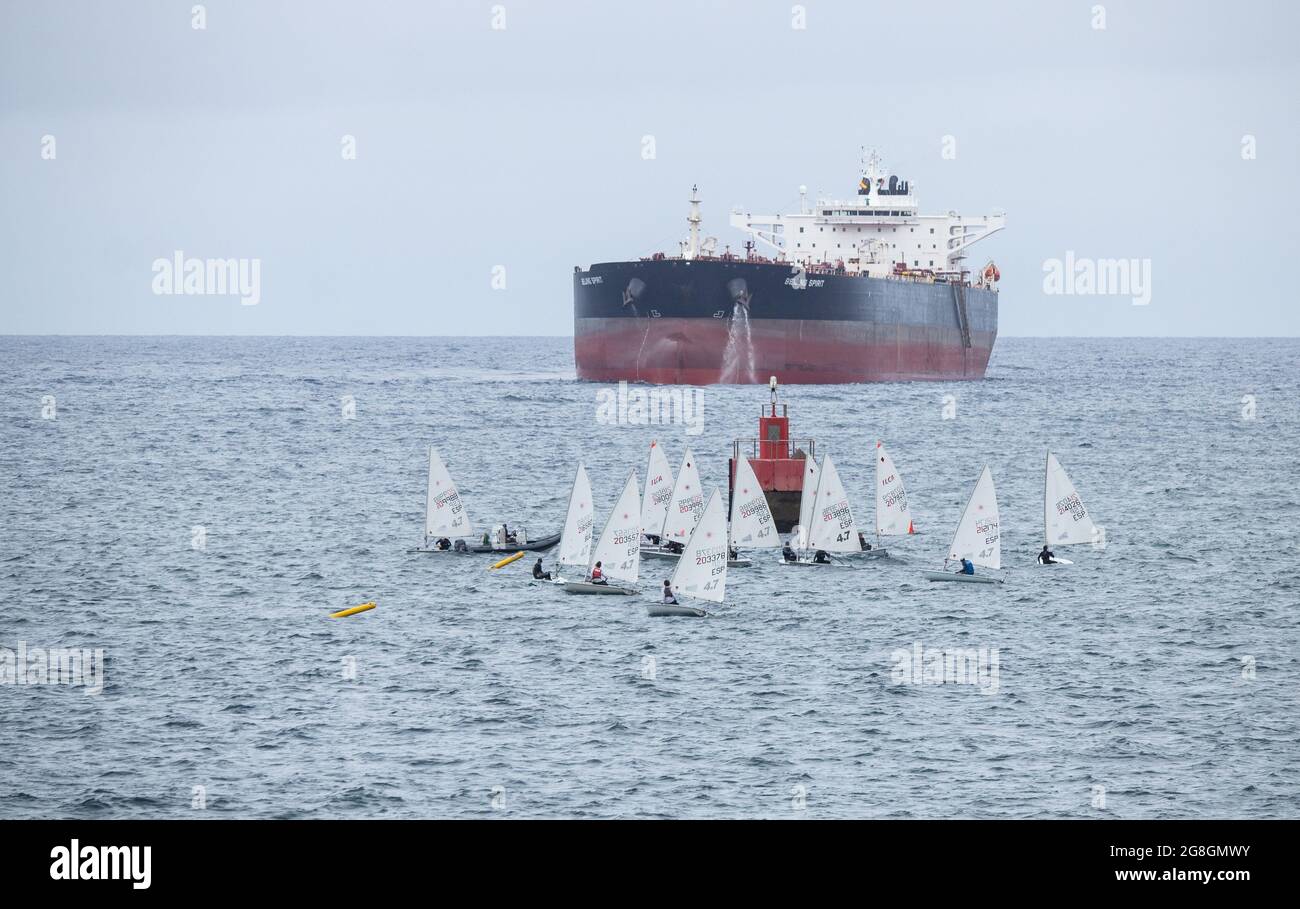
[573,150,1005,384]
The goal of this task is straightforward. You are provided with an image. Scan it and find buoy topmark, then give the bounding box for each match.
[330,602,376,619]
[490,551,526,570]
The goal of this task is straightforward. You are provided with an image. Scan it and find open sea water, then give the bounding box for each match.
[1,336,1297,819]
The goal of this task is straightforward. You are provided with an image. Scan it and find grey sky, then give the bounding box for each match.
[2,0,1296,336]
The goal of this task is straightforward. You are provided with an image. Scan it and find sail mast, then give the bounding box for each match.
[1043,451,1050,547]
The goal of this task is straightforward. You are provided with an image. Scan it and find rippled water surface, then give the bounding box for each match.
[2,336,1298,818]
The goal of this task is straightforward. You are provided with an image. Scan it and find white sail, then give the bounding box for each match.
[669,488,728,604]
[589,470,641,584]
[729,455,779,549]
[641,440,674,536]
[794,454,820,549]
[425,446,471,539]
[1044,452,1097,547]
[806,454,863,553]
[557,463,595,569]
[662,448,705,542]
[947,466,1001,569]
[875,441,913,536]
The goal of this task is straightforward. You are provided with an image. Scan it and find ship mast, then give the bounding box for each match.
[686,184,702,259]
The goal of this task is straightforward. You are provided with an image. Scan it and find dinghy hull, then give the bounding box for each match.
[647,603,707,617]
[561,581,637,595]
[923,570,1003,584]
[639,548,681,562]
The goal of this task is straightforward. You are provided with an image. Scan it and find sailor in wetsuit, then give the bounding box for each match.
[813,550,831,564]
[666,540,684,555]
[532,558,551,581]
[590,561,607,585]
[435,537,451,551]
[662,580,678,605]
[1038,545,1056,565]
[956,557,975,575]
[728,545,739,561]
[782,542,798,563]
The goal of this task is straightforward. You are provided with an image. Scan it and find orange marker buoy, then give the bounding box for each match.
[330,602,376,619]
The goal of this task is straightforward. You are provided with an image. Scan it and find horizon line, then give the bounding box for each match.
[3,333,1299,340]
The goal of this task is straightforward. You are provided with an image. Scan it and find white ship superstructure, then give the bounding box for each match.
[729,149,1005,280]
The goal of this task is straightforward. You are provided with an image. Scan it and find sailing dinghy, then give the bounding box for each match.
[411,446,473,551]
[649,488,728,617]
[868,441,917,557]
[786,452,820,554]
[1038,452,1097,565]
[563,470,640,595]
[548,463,595,583]
[641,448,704,562]
[726,453,779,567]
[639,440,674,546]
[784,454,861,566]
[923,465,1005,584]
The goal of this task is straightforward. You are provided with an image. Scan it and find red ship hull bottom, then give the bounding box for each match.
[575,317,993,385]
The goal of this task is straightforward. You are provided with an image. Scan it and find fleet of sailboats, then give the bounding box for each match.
[411,439,1103,601]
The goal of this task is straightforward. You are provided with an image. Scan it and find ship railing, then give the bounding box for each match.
[733,438,818,463]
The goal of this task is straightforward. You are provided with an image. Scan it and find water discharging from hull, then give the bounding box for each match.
[720,303,756,384]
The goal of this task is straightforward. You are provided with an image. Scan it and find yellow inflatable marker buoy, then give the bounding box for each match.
[490,551,525,570]
[330,602,376,619]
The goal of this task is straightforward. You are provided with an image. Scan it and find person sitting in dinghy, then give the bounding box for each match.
[858,532,873,551]
[665,540,684,555]
[956,558,975,575]
[813,549,831,564]
[532,558,552,581]
[662,580,678,605]
[435,537,451,551]
[782,542,798,563]
[1037,545,1056,565]
[590,561,608,585]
